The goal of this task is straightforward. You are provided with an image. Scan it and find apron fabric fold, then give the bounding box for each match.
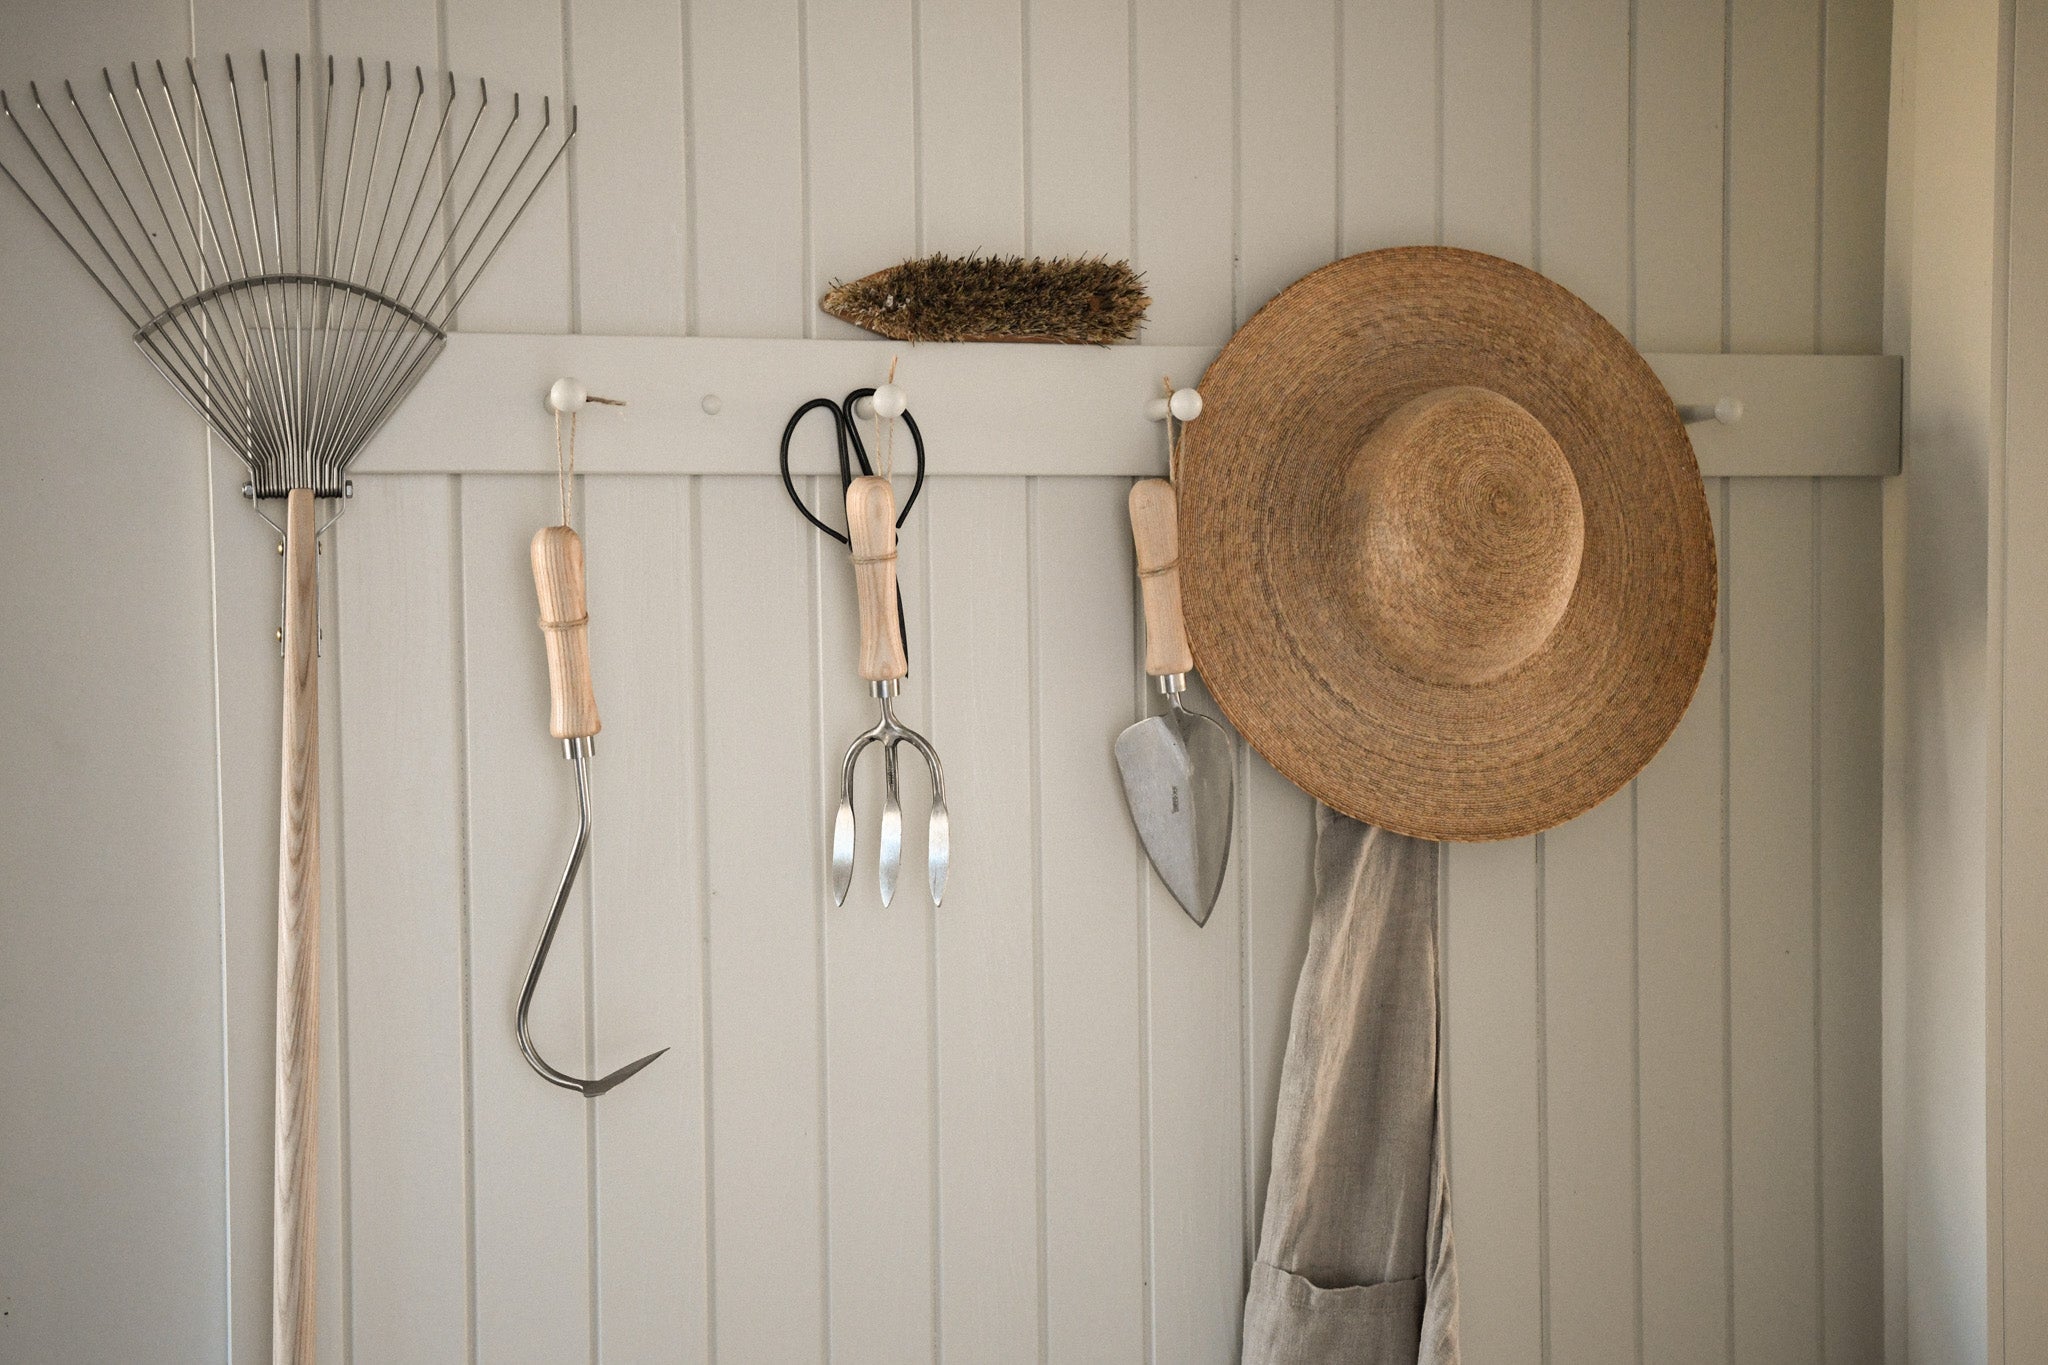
[1243,811,1460,1364]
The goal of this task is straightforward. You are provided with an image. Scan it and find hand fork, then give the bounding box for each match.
[831,475,950,907]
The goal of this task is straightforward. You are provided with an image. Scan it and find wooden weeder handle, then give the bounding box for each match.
[274,488,321,1363]
[532,525,602,740]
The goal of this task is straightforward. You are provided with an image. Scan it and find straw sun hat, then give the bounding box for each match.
[1177,247,1717,841]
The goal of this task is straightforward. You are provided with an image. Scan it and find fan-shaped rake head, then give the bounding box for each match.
[0,52,575,498]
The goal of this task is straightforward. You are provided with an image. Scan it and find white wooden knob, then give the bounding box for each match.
[547,377,588,414]
[1678,396,1744,426]
[869,382,907,419]
[1147,387,1202,422]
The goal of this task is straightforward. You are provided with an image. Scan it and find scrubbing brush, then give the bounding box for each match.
[821,253,1150,344]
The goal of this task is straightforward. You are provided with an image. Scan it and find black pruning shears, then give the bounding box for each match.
[779,387,927,662]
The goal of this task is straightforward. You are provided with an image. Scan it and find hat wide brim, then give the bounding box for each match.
[1179,248,1718,842]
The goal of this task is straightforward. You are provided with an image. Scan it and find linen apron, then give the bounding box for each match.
[1242,811,1460,1364]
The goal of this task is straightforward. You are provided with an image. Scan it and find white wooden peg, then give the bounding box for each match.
[1678,396,1743,426]
[855,381,908,421]
[1147,387,1203,422]
[546,377,625,414]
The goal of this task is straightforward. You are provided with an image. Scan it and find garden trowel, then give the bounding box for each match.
[1115,479,1235,926]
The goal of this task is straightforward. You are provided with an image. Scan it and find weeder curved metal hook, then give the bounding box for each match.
[517,740,668,1097]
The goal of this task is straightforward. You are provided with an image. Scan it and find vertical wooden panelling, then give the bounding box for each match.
[1033,479,1147,1362]
[688,0,806,337]
[1340,0,1440,252]
[817,476,938,1364]
[1534,14,1638,1353]
[1819,0,1891,353]
[1729,0,1823,351]
[697,478,827,1362]
[1540,797,1641,1363]
[1237,0,1338,317]
[1633,0,1726,351]
[1727,479,1821,1361]
[460,474,593,1365]
[0,7,226,1363]
[1233,6,1339,1332]
[925,478,1042,1364]
[442,0,572,334]
[1632,2,1733,1352]
[1442,0,1535,263]
[1027,0,1132,256]
[1536,0,1631,326]
[1635,485,1733,1364]
[334,476,472,1365]
[917,0,1026,255]
[1444,840,1545,1362]
[1441,1,1543,1355]
[1727,1,1828,1357]
[1241,756,1316,1255]
[803,0,916,340]
[568,0,690,335]
[1817,479,1884,1363]
[1145,689,1247,1361]
[580,476,710,1362]
[1132,0,1235,343]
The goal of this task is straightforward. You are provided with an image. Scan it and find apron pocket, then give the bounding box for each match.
[1242,1261,1426,1365]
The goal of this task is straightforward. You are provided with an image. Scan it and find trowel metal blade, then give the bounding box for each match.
[1115,706,1234,926]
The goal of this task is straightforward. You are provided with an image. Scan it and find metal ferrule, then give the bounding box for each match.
[1156,672,1188,696]
[563,735,595,761]
[872,678,902,699]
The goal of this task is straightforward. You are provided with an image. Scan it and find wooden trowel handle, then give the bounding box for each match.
[1130,479,1194,678]
[532,525,601,740]
[847,475,909,683]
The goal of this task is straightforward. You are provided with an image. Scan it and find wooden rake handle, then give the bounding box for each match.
[274,488,321,1363]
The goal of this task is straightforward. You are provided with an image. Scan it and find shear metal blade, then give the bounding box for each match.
[1115,706,1234,926]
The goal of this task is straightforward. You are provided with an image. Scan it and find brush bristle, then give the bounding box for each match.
[821,254,1150,344]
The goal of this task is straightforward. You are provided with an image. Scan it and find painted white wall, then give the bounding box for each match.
[1878,0,2048,1357]
[1999,5,2048,1358]
[0,0,1896,1361]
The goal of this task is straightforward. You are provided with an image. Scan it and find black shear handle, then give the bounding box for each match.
[780,388,926,665]
[778,387,926,542]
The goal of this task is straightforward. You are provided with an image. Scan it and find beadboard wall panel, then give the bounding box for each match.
[0,1,1890,1363]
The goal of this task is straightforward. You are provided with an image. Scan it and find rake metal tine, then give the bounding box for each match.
[2,86,151,323]
[327,91,577,467]
[436,99,576,323]
[189,57,296,468]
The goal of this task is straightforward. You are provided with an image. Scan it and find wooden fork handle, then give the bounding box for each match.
[846,476,909,683]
